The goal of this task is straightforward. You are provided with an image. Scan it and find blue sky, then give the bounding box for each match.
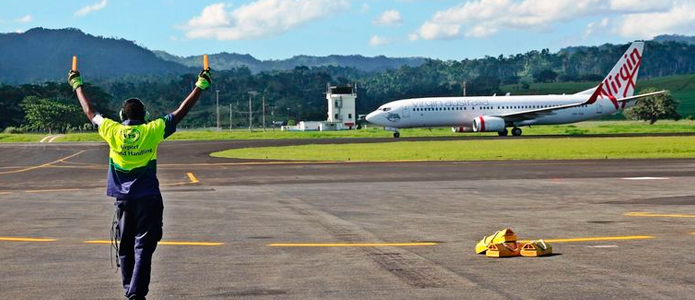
[1,0,693,60]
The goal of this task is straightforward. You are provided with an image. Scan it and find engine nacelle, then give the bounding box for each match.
[472,116,506,132]
[451,126,473,133]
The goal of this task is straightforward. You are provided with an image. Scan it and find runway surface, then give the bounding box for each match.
[1,139,695,299]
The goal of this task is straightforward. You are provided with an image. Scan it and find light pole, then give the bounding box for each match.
[262,94,266,132]
[248,91,258,132]
[229,103,232,131]
[271,108,275,132]
[286,107,290,125]
[216,90,220,129]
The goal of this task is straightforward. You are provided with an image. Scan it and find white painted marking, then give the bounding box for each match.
[47,135,63,143]
[39,135,53,143]
[622,177,670,180]
[587,245,619,248]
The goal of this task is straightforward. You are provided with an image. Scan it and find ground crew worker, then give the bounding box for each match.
[69,68,211,300]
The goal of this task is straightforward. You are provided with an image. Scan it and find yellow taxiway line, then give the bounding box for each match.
[624,212,695,218]
[519,235,655,243]
[268,242,439,247]
[25,188,81,194]
[1,172,198,195]
[0,150,85,175]
[0,237,57,242]
[187,172,200,184]
[84,240,223,246]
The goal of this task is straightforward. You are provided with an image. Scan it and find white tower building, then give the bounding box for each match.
[326,84,357,129]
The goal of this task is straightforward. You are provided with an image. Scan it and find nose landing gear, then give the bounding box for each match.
[385,127,400,138]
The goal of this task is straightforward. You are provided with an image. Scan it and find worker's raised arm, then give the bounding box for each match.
[68,70,98,121]
[171,69,211,125]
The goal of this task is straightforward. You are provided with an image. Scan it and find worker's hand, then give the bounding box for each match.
[68,70,84,91]
[195,69,212,91]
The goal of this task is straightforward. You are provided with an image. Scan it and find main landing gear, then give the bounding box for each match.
[393,131,400,138]
[499,127,522,136]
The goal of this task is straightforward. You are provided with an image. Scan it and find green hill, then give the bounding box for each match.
[153,51,426,73]
[0,28,191,84]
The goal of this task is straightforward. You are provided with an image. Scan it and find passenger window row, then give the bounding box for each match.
[412,104,583,112]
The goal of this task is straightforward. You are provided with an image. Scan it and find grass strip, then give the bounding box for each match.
[210,136,695,161]
[0,134,45,142]
[3,120,695,143]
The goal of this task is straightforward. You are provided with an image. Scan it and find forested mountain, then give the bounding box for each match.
[0,27,424,84]
[653,34,695,45]
[0,28,191,84]
[2,27,694,85]
[154,51,427,73]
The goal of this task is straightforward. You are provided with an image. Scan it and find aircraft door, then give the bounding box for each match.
[402,105,410,118]
[596,101,603,115]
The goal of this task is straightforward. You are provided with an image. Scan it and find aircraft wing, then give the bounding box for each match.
[496,101,587,122]
[496,89,665,123]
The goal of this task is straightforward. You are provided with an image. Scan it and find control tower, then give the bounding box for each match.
[326,83,357,129]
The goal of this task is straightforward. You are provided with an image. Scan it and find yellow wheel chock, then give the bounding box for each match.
[486,242,521,257]
[520,240,553,257]
[475,228,518,254]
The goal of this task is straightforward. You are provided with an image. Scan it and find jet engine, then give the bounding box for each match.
[472,116,506,132]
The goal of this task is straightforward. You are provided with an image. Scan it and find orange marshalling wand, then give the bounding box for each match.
[203,54,209,70]
[72,55,78,71]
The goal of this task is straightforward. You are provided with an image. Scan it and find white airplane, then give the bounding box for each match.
[365,42,664,138]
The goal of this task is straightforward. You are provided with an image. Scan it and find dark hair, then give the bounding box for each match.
[123,98,146,121]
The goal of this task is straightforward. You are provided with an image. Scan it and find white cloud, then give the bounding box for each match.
[408,33,419,41]
[369,35,393,46]
[374,9,403,26]
[411,0,683,40]
[360,3,369,14]
[75,0,108,17]
[465,25,497,38]
[413,21,460,40]
[614,1,695,38]
[583,17,609,39]
[188,3,231,29]
[184,0,350,40]
[610,0,673,12]
[15,15,32,23]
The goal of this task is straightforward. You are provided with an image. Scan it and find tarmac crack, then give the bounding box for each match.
[278,198,480,290]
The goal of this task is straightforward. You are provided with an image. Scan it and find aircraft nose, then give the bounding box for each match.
[366,111,378,123]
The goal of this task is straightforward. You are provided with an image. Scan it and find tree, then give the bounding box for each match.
[623,88,680,124]
[21,96,84,133]
[533,69,558,83]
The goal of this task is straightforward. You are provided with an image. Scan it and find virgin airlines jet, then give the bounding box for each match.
[365,42,663,138]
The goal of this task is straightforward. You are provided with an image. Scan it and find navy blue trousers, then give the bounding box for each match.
[115,195,163,299]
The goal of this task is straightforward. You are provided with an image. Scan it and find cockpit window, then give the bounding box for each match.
[382,107,392,112]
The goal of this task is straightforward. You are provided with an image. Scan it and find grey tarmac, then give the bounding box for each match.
[1,138,695,299]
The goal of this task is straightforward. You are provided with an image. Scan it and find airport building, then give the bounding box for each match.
[282,84,357,131]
